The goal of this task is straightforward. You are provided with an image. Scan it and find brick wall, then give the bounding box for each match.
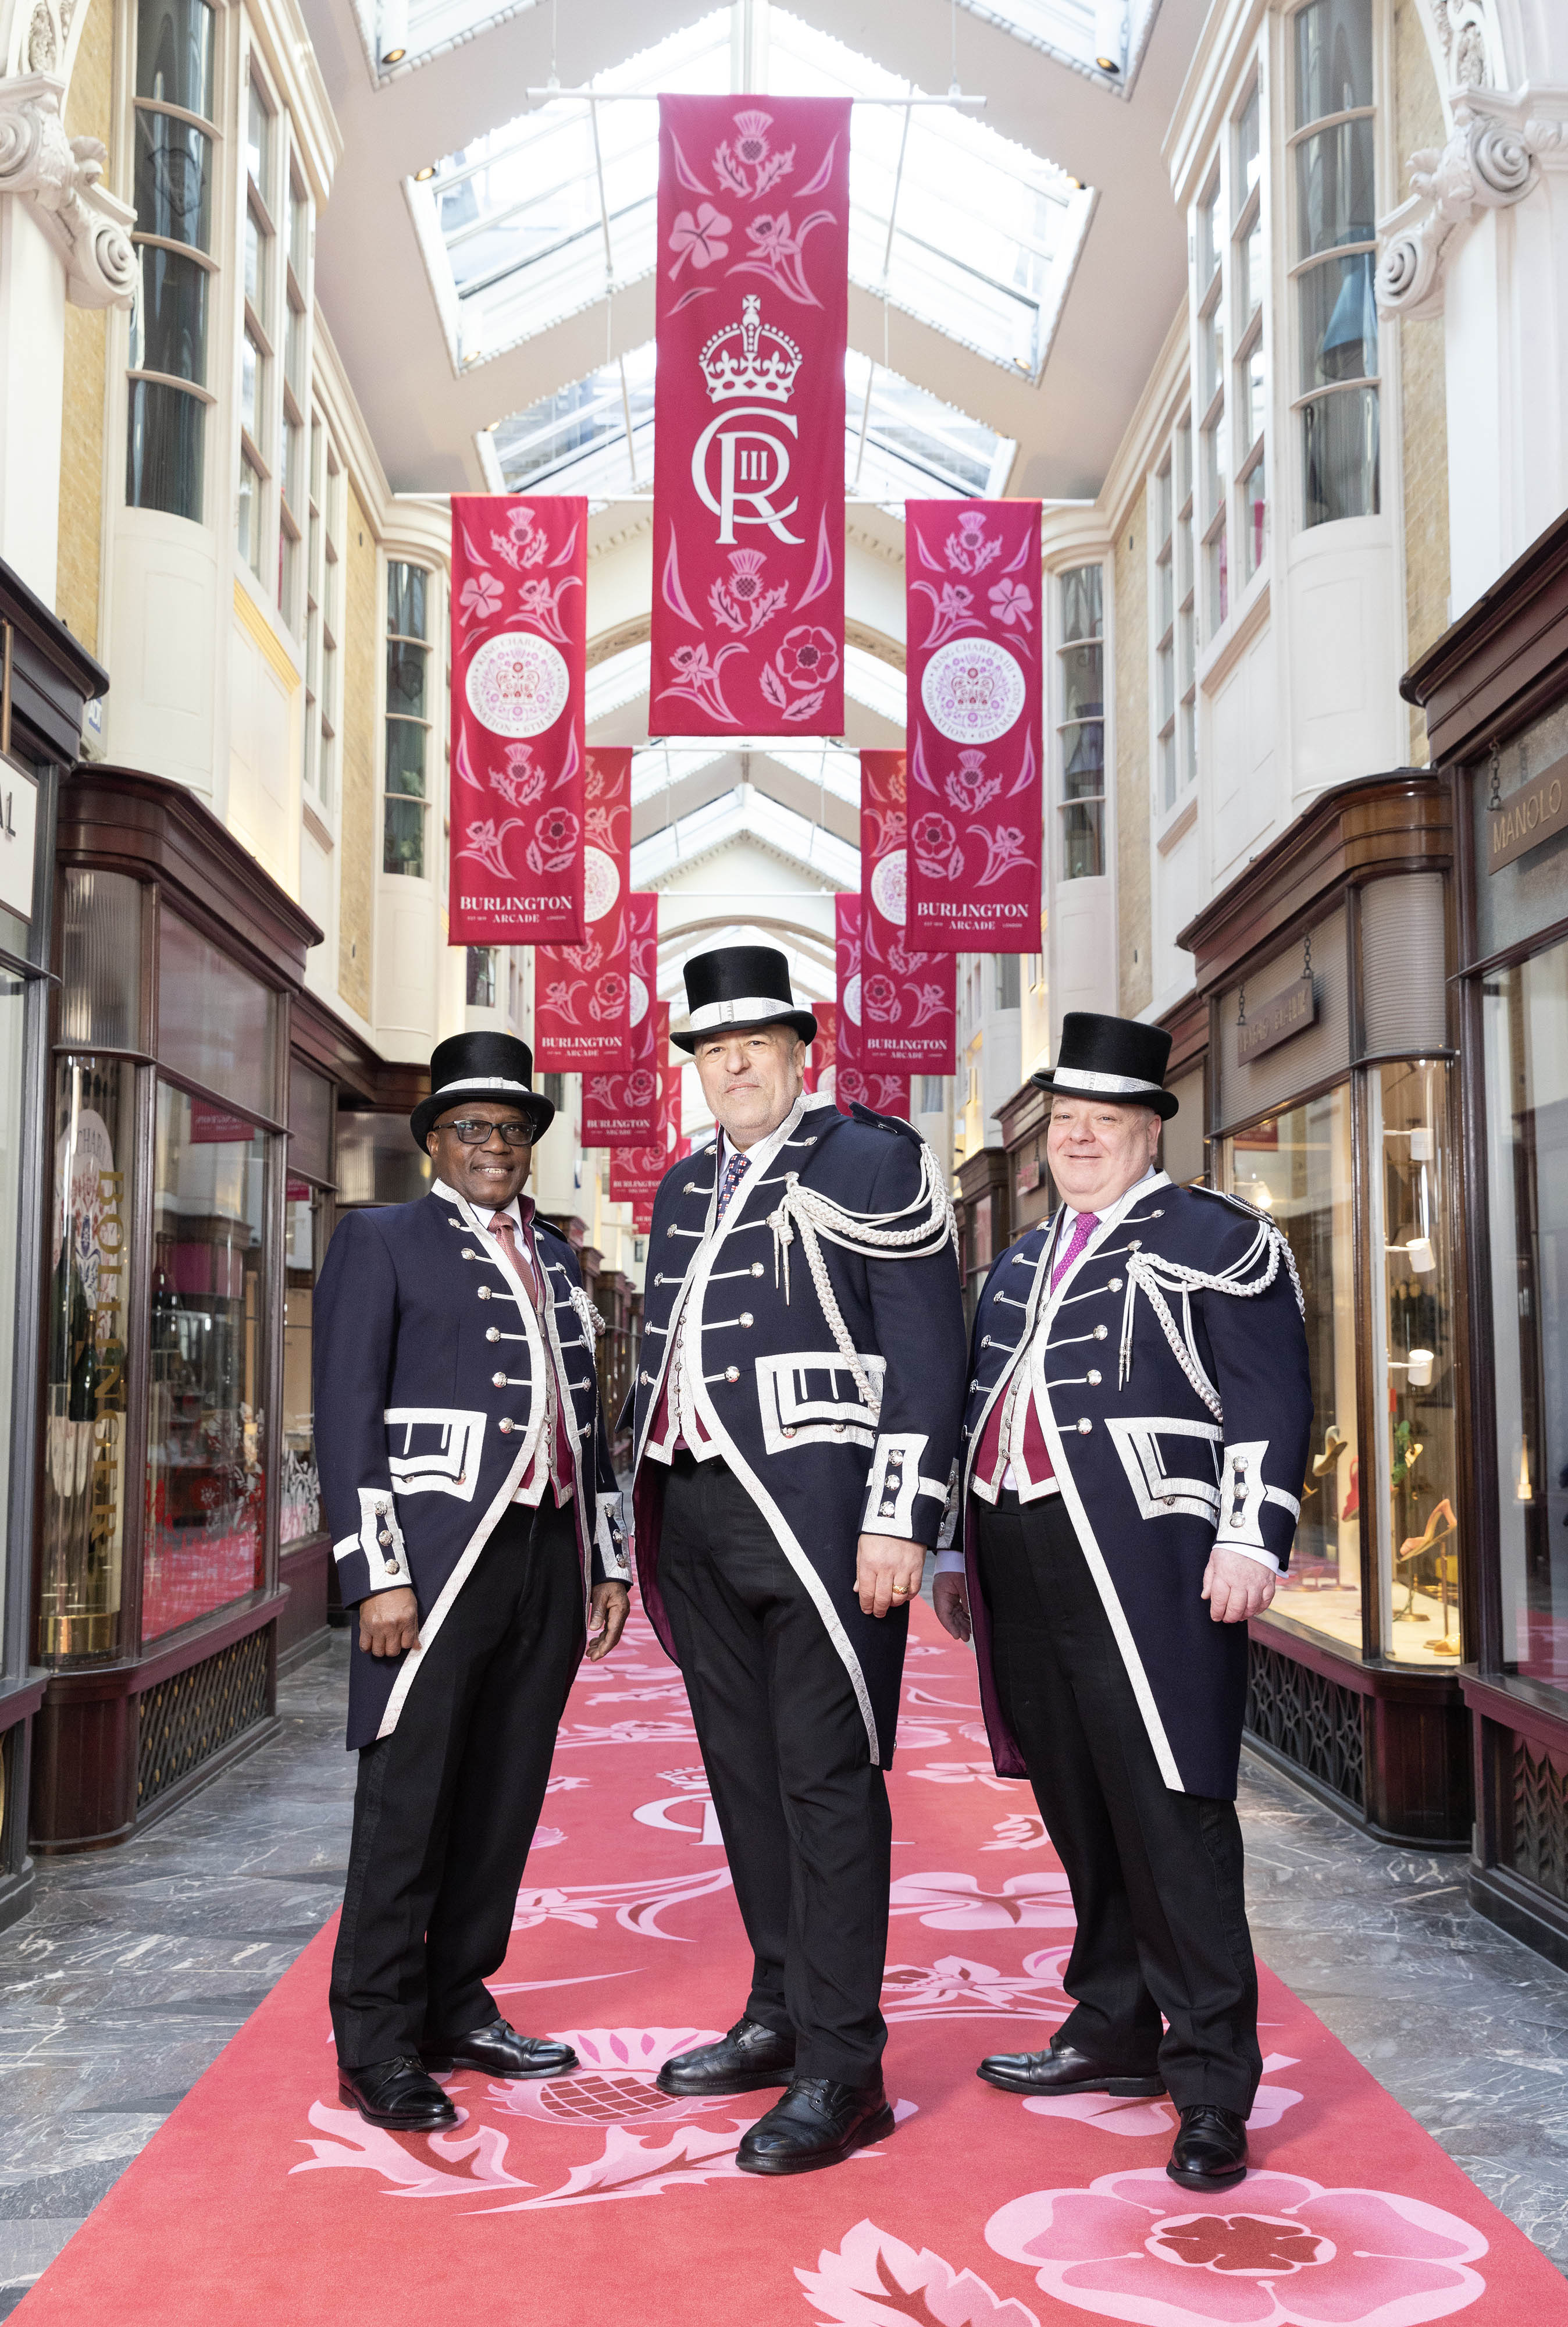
[338,483,377,1017]
[55,0,115,657]
[1114,496,1152,1014]
[1394,0,1450,764]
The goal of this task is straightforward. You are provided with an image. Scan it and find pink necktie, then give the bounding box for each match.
[489,1213,538,1311]
[1051,1211,1100,1291]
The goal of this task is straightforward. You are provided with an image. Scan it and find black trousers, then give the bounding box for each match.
[330,1497,584,2069]
[658,1453,892,2087]
[976,1490,1261,2116]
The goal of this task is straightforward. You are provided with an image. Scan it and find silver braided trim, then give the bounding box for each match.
[1116,1219,1304,1419]
[766,1138,958,1411]
[570,1284,607,1340]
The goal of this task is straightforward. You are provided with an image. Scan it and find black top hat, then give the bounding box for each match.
[410,1030,555,1152]
[671,944,817,1054]
[1031,1012,1179,1119]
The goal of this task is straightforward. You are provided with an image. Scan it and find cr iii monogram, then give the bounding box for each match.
[692,295,804,543]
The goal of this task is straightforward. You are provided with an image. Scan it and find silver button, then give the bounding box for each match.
[1129,1239,1142,1251]
[1229,1514,1244,1529]
[667,1225,680,1238]
[640,1370,654,1384]
[751,1262,765,1278]
[457,1473,466,1485]
[386,1562,401,1577]
[1094,1324,1109,1341]
[740,1311,753,1328]
[1162,1497,1175,1508]
[725,1366,740,1384]
[833,1422,847,1436]
[493,1370,507,1387]
[478,1286,491,1301]
[376,1501,388,1516]
[486,1326,500,1343]
[1077,1418,1092,1435]
[462,1248,478,1259]
[1153,1208,1164,1218]
[1108,1277,1122,1291]
[783,1426,797,1438]
[378,1530,393,1546]
[1087,1369,1102,1385]
[498,1418,514,1435]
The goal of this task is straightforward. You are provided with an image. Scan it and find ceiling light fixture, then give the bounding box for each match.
[415,163,434,180]
[382,42,406,61]
[1095,54,1120,73]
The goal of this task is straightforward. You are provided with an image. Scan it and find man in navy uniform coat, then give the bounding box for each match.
[316,1029,630,2132]
[935,1012,1312,2193]
[628,945,967,2175]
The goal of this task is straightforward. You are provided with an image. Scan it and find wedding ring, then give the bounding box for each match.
[890,1584,910,1597]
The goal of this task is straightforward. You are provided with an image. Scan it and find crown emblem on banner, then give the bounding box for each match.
[699,294,802,405]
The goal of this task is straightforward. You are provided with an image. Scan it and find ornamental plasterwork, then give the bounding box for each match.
[1375,97,1563,320]
[0,69,134,307]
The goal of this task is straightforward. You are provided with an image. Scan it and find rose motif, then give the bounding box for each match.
[913,810,963,881]
[526,807,580,875]
[986,2168,1490,2327]
[863,972,897,1022]
[776,624,840,689]
[588,973,628,1022]
[668,201,731,274]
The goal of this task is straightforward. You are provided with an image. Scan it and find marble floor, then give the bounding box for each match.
[1,1636,1564,2312]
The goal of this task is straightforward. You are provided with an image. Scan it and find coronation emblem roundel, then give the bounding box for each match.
[629,973,649,1027]
[869,846,907,928]
[921,636,1026,745]
[843,972,863,1028]
[583,846,621,923]
[466,632,571,738]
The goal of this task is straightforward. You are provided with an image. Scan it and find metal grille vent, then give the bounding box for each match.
[1510,1735,1568,1906]
[137,1631,272,1809]
[1360,874,1447,1055]
[1245,1639,1366,1810]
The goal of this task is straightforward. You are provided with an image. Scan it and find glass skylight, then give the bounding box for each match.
[630,786,858,888]
[488,342,1013,508]
[958,0,1162,87]
[425,7,1091,376]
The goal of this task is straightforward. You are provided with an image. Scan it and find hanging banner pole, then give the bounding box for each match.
[533,748,634,1070]
[860,748,957,1074]
[450,493,588,946]
[650,94,850,739]
[905,497,1043,954]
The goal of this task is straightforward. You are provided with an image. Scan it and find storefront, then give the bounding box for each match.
[1405,511,1568,1968]
[1177,773,1471,1848]
[30,767,321,1852]
[0,563,106,1927]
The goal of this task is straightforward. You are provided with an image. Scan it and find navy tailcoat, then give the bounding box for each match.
[314,1186,627,1750]
[630,1096,967,1765]
[958,1175,1313,1799]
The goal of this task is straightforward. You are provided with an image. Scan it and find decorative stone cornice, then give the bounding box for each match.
[0,72,134,308]
[1376,99,1564,320]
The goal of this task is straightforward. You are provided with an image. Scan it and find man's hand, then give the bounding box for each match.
[856,1533,925,1619]
[586,1581,630,1662]
[932,1572,972,1645]
[1201,1547,1277,1623]
[359,1586,421,1658]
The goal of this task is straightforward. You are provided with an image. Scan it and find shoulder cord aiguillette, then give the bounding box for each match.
[766,1140,958,1411]
[1116,1219,1305,1421]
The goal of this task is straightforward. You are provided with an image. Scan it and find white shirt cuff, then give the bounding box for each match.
[934,1545,966,1577]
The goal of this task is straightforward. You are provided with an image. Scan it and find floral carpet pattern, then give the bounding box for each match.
[13,1606,1562,2325]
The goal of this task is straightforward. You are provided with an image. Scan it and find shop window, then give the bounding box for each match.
[39,1058,138,1661]
[145,1083,268,1642]
[280,170,311,632]
[384,561,432,877]
[305,432,343,816]
[158,909,277,1122]
[1057,563,1104,877]
[1233,76,1267,583]
[238,69,276,582]
[1159,1066,1207,1184]
[127,0,217,521]
[1225,1090,1361,1654]
[336,1110,432,1206]
[1484,940,1568,1696]
[916,1075,945,1113]
[1291,0,1379,525]
[0,973,24,1625]
[466,945,497,1007]
[994,955,1021,1009]
[1369,1061,1458,1661]
[281,1179,323,1545]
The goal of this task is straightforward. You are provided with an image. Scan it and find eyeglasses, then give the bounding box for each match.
[437,1118,534,1147]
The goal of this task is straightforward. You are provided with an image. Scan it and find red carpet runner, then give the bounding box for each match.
[18,1602,1562,2325]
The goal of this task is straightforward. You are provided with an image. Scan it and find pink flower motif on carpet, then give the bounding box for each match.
[881,1948,1068,2024]
[985,2168,1489,2327]
[888,1871,1077,1931]
[799,2218,1040,2327]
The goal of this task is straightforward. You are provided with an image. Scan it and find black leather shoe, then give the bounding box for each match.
[1167,2103,1249,2190]
[736,2076,895,2176]
[655,2016,796,2097]
[338,2056,458,2130]
[977,2040,1164,2097]
[419,2018,578,2078]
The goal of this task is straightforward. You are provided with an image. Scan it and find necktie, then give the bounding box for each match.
[1050,1210,1100,1291]
[489,1212,538,1311]
[715,1147,750,1224]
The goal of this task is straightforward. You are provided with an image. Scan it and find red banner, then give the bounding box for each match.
[650,95,850,738]
[580,896,661,1145]
[449,494,587,947]
[835,893,910,1120]
[804,999,835,1093]
[533,748,633,1070]
[906,498,1043,953]
[608,1009,685,1228]
[860,749,957,1074]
